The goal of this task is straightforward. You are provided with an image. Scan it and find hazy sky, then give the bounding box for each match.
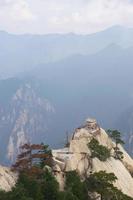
[0,0,133,34]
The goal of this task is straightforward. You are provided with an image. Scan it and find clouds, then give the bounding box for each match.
[0,0,34,23]
[0,0,133,34]
[0,0,35,33]
[46,0,133,33]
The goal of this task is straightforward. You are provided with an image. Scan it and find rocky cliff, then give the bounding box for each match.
[52,119,133,198]
[0,166,17,191]
[0,82,55,163]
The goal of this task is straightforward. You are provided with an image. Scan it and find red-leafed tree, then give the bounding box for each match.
[12,143,52,177]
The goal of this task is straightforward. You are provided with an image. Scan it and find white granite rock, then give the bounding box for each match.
[52,119,133,198]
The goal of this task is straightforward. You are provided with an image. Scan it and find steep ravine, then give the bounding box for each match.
[0,83,55,163]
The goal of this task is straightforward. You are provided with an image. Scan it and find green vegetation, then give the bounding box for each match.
[65,171,89,200]
[11,143,53,176]
[0,170,89,200]
[88,138,111,161]
[0,142,132,200]
[39,143,52,169]
[107,130,124,160]
[0,170,59,200]
[0,170,133,200]
[86,171,133,200]
[86,170,117,200]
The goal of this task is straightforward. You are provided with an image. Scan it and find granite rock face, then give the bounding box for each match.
[52,119,133,197]
[0,166,17,192]
[0,83,55,163]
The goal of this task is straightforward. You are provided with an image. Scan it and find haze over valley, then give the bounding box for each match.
[1,1,133,199]
[0,26,133,162]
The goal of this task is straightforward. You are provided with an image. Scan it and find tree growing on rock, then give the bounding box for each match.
[88,138,111,161]
[86,170,117,200]
[85,170,133,200]
[107,130,124,160]
[12,143,52,177]
[65,171,89,200]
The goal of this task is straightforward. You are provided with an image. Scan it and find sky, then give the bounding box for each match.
[0,0,133,34]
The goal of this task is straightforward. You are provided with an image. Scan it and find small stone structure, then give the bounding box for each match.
[73,118,100,140]
[85,118,99,130]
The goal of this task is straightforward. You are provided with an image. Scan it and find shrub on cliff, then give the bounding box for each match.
[65,171,89,200]
[86,170,133,200]
[88,138,111,161]
[107,129,124,160]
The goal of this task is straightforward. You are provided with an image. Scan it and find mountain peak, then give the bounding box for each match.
[52,119,133,197]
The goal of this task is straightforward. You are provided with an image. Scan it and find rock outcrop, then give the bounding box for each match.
[0,166,17,191]
[52,118,133,197]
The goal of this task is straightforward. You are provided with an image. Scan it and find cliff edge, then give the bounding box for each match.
[52,118,133,197]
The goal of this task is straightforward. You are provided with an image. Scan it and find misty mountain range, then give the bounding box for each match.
[0,25,133,163]
[0,25,133,77]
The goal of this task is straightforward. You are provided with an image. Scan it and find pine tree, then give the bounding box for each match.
[107,129,124,160]
[12,143,52,177]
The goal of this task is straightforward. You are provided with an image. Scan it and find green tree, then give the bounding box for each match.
[39,143,52,169]
[9,170,60,200]
[12,143,52,178]
[65,171,89,200]
[86,171,133,200]
[86,171,117,200]
[42,170,59,200]
[58,191,79,200]
[88,138,111,161]
[11,141,60,200]
[107,130,124,160]
[16,173,43,200]
[0,190,11,200]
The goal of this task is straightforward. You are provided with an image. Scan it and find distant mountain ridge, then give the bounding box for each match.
[0,25,133,77]
[0,79,55,163]
[29,43,133,157]
[0,25,133,162]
